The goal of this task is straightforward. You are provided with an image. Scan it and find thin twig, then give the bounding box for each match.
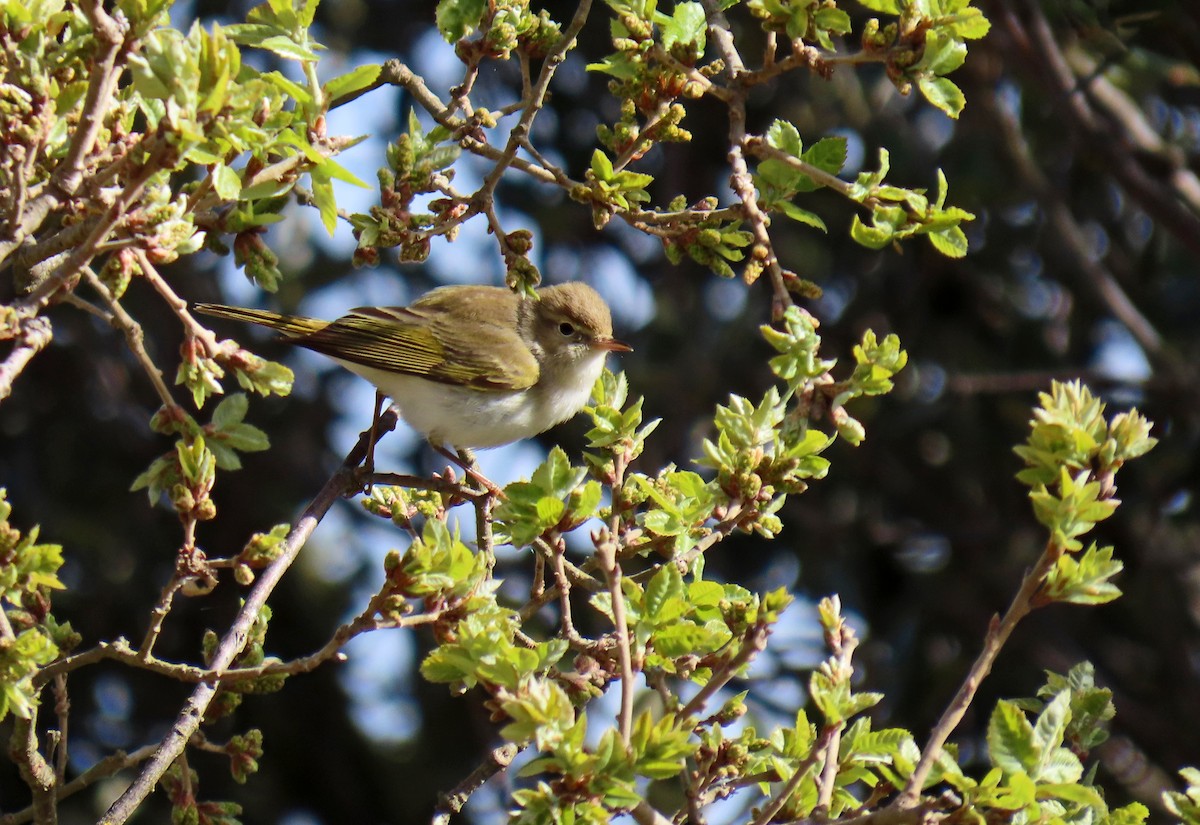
[0,0,125,267]
[0,317,52,404]
[431,743,522,824]
[81,266,178,409]
[897,536,1063,804]
[11,715,57,825]
[597,530,634,746]
[598,449,635,746]
[38,603,440,688]
[700,0,792,315]
[137,559,189,659]
[0,746,158,825]
[546,539,596,651]
[630,802,674,825]
[747,724,837,825]
[678,622,770,721]
[52,675,69,784]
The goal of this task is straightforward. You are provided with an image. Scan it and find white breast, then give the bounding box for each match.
[334,351,607,449]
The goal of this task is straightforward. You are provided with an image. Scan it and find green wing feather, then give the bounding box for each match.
[194,299,539,391]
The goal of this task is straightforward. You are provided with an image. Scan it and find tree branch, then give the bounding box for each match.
[100,411,397,824]
[0,317,52,404]
[898,536,1063,805]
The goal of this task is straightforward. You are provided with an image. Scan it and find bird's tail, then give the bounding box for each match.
[192,303,327,337]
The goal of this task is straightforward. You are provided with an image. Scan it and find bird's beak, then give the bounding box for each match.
[592,337,633,353]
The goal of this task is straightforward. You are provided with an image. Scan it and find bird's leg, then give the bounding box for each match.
[434,445,505,498]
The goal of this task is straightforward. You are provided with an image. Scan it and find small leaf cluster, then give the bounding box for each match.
[351,109,464,265]
[501,569,794,820]
[232,523,291,585]
[0,490,69,722]
[384,519,492,608]
[751,714,915,819]
[753,120,845,233]
[589,566,737,677]
[582,149,655,229]
[810,600,882,727]
[1015,381,1156,556]
[435,0,561,58]
[848,157,975,257]
[967,668,1144,825]
[1015,381,1156,489]
[495,447,603,546]
[204,605,287,721]
[1012,663,1114,756]
[509,705,696,823]
[582,369,660,481]
[0,490,65,608]
[830,328,908,445]
[130,8,361,234]
[385,521,556,696]
[5,0,374,308]
[132,396,272,520]
[690,600,912,819]
[421,605,568,695]
[701,307,906,520]
[178,339,294,411]
[1165,768,1200,825]
[656,195,755,279]
[857,0,990,118]
[626,470,719,554]
[225,729,264,784]
[748,0,851,50]
[587,1,716,156]
[162,761,244,825]
[364,484,458,533]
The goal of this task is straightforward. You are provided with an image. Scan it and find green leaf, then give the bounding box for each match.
[766,119,803,156]
[988,700,1036,775]
[535,497,565,527]
[317,154,370,188]
[590,148,615,181]
[917,76,966,119]
[927,224,968,257]
[1043,543,1123,605]
[324,62,381,101]
[849,214,894,249]
[308,167,338,235]
[256,34,319,61]
[212,393,248,429]
[855,0,900,12]
[645,564,685,620]
[212,163,242,200]
[918,31,967,76]
[802,136,847,176]
[659,1,706,55]
[779,202,827,231]
[950,9,990,39]
[436,0,486,41]
[1031,691,1070,767]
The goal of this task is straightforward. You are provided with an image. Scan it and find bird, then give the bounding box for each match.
[193,282,631,458]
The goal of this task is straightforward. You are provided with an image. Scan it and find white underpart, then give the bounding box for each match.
[333,350,608,449]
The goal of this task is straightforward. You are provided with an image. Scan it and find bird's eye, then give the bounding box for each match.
[558,322,576,337]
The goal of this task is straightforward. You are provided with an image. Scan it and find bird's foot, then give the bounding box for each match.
[435,446,505,498]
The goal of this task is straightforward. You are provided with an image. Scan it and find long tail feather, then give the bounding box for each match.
[192,303,327,337]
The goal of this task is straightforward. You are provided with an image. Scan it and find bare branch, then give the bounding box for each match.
[678,621,770,722]
[431,743,521,825]
[898,536,1063,805]
[0,317,52,404]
